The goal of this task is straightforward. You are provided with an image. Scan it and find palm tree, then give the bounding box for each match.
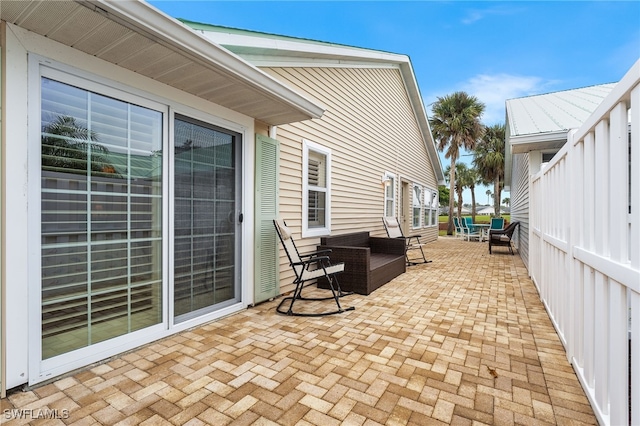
[430,92,485,234]
[466,167,482,222]
[41,114,113,175]
[502,197,510,208]
[474,123,506,217]
[454,163,469,219]
[444,164,469,219]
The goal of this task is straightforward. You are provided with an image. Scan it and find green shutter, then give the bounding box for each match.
[254,134,279,303]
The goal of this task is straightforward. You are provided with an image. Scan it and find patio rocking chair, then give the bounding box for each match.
[273,219,354,316]
[382,217,432,265]
[488,221,520,255]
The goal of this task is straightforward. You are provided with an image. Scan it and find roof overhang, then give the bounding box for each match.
[187,22,445,184]
[503,128,568,192]
[509,130,568,154]
[0,0,324,125]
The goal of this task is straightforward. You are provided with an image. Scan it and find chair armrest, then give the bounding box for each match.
[291,256,331,267]
[369,237,406,255]
[299,249,332,259]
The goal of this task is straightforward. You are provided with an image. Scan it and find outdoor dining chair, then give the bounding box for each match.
[273,218,354,316]
[489,221,520,255]
[489,217,505,231]
[453,216,464,239]
[382,217,431,265]
[460,217,481,241]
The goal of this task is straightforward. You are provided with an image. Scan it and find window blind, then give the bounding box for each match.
[173,117,237,322]
[40,77,162,359]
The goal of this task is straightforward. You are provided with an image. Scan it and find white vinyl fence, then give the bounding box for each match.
[529,59,639,426]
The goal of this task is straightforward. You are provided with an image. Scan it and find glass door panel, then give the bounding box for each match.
[40,77,163,359]
[174,116,240,322]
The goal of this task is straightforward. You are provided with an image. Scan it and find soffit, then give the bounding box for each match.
[1,0,323,125]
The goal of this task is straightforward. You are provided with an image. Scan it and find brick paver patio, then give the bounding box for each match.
[1,237,596,425]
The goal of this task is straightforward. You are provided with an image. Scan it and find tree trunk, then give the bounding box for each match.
[447,158,456,234]
[494,178,501,217]
[471,187,477,223]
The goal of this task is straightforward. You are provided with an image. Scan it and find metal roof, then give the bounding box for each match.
[506,83,616,138]
[504,82,617,190]
[1,0,324,125]
[505,83,616,155]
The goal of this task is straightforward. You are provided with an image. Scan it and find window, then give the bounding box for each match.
[424,188,438,227]
[412,184,422,228]
[303,140,331,237]
[40,77,163,359]
[383,173,396,217]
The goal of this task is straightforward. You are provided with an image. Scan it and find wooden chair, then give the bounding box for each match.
[382,217,431,265]
[273,219,354,316]
[488,221,520,255]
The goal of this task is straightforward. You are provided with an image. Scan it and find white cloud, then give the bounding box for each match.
[426,73,553,199]
[461,74,551,125]
[424,73,552,126]
[460,5,524,25]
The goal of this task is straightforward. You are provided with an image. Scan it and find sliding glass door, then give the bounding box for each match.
[173,116,241,322]
[35,70,243,377]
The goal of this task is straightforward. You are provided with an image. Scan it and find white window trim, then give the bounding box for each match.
[412,183,422,229]
[28,60,171,384]
[383,172,396,218]
[424,187,438,228]
[302,139,331,238]
[25,54,251,385]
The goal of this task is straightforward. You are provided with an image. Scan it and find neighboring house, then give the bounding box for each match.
[504,83,616,270]
[187,23,444,300]
[476,205,502,216]
[0,2,442,392]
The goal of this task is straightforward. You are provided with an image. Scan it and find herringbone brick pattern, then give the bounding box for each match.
[1,237,596,425]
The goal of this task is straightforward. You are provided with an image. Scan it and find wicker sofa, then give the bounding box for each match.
[317,231,406,295]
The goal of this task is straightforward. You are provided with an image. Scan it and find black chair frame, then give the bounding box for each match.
[488,221,520,255]
[274,219,354,316]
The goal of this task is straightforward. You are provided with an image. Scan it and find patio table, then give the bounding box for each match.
[473,224,490,242]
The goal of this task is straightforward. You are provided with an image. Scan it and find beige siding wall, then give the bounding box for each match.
[261,67,438,294]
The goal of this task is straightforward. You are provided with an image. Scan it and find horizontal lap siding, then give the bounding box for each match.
[263,66,438,293]
[510,152,530,270]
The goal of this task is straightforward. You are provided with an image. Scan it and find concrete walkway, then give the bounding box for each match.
[1,237,596,425]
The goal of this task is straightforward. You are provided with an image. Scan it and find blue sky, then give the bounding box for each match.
[149,0,639,203]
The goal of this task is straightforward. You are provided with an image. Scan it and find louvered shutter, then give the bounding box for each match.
[254,134,279,303]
